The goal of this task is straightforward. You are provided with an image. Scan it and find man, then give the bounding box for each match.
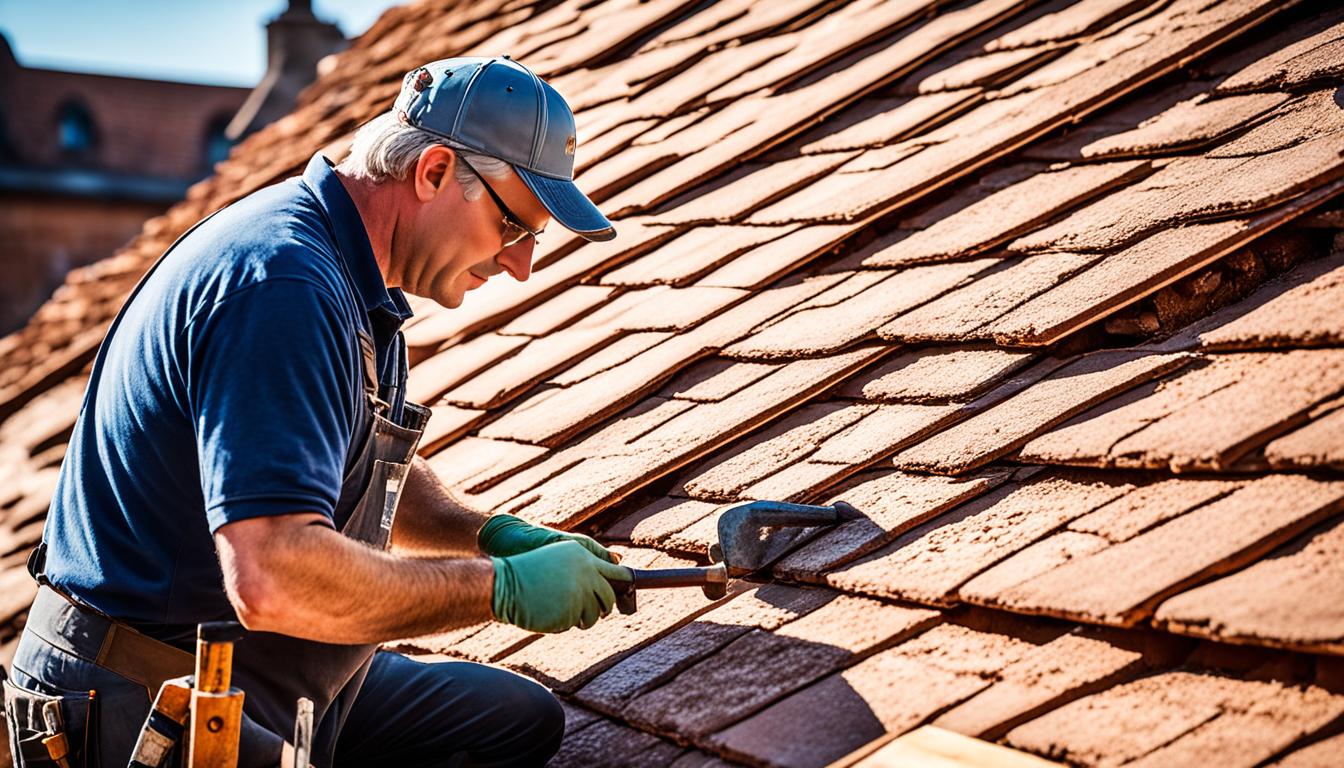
[4,57,629,767]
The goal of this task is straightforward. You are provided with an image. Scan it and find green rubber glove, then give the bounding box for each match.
[491,541,633,633]
[478,513,615,563]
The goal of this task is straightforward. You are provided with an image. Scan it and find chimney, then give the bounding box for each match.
[225,0,346,141]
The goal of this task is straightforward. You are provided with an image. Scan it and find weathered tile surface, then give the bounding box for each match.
[862,161,1149,267]
[1080,92,1289,159]
[574,584,836,715]
[1264,401,1344,471]
[1182,251,1344,350]
[837,347,1036,403]
[1005,671,1344,768]
[1154,518,1344,655]
[622,594,938,739]
[773,468,1014,583]
[1022,350,1344,471]
[892,350,1192,475]
[725,259,994,359]
[826,470,1136,606]
[986,474,1344,626]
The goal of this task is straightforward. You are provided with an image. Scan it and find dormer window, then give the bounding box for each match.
[56,100,97,157]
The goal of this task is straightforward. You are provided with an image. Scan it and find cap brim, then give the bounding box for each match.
[516,168,616,242]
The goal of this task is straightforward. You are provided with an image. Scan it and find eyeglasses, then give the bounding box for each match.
[458,155,545,247]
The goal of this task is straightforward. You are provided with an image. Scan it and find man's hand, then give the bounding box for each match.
[478,513,616,563]
[491,541,632,633]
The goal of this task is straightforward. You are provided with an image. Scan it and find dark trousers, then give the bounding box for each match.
[7,629,563,767]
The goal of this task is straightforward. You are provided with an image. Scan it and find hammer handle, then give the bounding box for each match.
[609,565,729,614]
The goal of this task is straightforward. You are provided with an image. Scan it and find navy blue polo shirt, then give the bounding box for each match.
[44,154,412,641]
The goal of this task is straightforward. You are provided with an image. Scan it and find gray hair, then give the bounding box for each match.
[336,112,512,201]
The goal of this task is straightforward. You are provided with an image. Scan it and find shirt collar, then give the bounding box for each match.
[301,153,413,323]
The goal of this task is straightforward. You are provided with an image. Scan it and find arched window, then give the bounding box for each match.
[56,100,97,157]
[204,115,234,170]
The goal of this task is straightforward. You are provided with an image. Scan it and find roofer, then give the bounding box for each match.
[5,56,628,767]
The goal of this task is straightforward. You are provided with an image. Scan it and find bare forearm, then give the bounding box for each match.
[218,518,494,644]
[391,456,493,556]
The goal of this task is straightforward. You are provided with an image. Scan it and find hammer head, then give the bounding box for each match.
[709,500,861,577]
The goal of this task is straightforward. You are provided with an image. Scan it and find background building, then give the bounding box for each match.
[0,0,344,335]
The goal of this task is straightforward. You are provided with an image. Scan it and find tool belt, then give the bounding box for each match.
[24,585,196,699]
[4,584,196,767]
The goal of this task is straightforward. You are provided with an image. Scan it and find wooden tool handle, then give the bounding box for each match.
[608,564,729,613]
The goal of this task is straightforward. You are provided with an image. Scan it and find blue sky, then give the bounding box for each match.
[0,1,404,87]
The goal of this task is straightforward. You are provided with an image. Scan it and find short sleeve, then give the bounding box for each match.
[186,279,359,532]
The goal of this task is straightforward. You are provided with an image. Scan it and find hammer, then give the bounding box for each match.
[609,500,861,613]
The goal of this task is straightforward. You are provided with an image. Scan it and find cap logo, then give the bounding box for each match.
[565,135,576,156]
[413,69,433,92]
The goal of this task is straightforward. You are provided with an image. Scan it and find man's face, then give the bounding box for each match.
[398,146,551,309]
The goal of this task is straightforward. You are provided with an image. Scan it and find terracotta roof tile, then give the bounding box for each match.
[924,624,1145,731]
[679,402,870,501]
[598,225,799,287]
[490,347,887,527]
[657,358,782,403]
[497,285,615,336]
[988,219,1268,346]
[1004,671,1344,768]
[1154,518,1344,655]
[705,613,1060,766]
[1081,92,1290,159]
[574,584,836,715]
[806,401,965,467]
[791,0,1295,225]
[479,275,850,445]
[603,497,725,549]
[402,219,677,350]
[825,470,1136,606]
[621,594,939,739]
[601,0,1026,217]
[571,286,748,333]
[1209,89,1344,159]
[878,252,1107,342]
[705,0,951,102]
[1021,350,1344,471]
[800,90,979,154]
[545,717,679,768]
[623,33,802,120]
[837,347,1037,403]
[439,327,615,409]
[984,474,1344,627]
[1012,135,1344,254]
[1179,251,1344,350]
[1066,476,1244,543]
[424,436,547,491]
[693,223,863,289]
[892,350,1192,474]
[1266,732,1344,768]
[1263,400,1344,471]
[957,531,1112,605]
[417,404,487,455]
[547,331,672,386]
[724,259,995,359]
[984,0,1151,52]
[912,45,1058,94]
[861,160,1151,267]
[773,468,1015,583]
[652,152,859,225]
[1214,16,1344,94]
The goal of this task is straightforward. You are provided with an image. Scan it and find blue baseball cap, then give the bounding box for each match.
[393,56,616,242]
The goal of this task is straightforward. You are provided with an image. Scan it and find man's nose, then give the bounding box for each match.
[498,238,534,281]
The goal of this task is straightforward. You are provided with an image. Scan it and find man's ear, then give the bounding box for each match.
[413,145,457,203]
